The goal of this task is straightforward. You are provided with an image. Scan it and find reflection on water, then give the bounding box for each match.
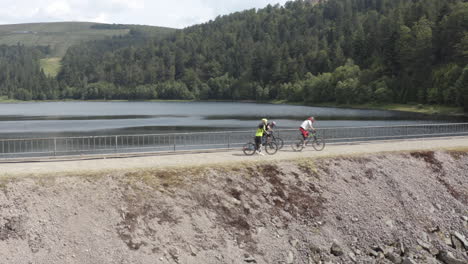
[204,114,450,121]
[0,115,187,121]
[0,101,464,139]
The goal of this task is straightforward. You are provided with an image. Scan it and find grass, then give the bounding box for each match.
[259,100,465,116]
[295,158,319,176]
[40,57,61,77]
[309,102,464,116]
[362,103,463,115]
[0,96,20,103]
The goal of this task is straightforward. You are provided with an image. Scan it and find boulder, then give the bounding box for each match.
[402,257,417,264]
[189,245,197,256]
[168,247,180,263]
[244,255,257,263]
[417,239,439,255]
[428,226,440,233]
[286,251,294,264]
[436,250,466,264]
[368,249,379,258]
[330,242,344,256]
[309,245,322,263]
[425,257,443,264]
[396,241,406,256]
[451,232,468,250]
[385,252,403,264]
[289,239,299,248]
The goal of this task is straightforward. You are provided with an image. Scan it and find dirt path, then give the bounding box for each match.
[1,136,468,177]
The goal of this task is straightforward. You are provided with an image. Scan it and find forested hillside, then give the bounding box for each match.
[0,22,175,79]
[2,0,468,111]
[56,0,468,110]
[0,22,176,100]
[0,22,174,57]
[0,45,59,100]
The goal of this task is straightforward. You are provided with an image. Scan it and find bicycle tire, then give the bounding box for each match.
[242,142,256,156]
[291,138,304,152]
[274,137,284,150]
[311,137,326,151]
[264,142,278,155]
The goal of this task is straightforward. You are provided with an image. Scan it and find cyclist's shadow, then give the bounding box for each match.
[279,149,296,152]
[231,149,297,157]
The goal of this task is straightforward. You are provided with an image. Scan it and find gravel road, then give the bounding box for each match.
[2,136,468,177]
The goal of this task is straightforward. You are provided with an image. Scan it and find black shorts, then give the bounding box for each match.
[255,136,262,148]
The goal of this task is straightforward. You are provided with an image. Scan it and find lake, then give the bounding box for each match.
[0,101,464,139]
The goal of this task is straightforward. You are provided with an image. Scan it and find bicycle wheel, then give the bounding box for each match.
[311,137,326,151]
[274,137,284,150]
[291,138,304,152]
[242,142,256,156]
[264,142,278,155]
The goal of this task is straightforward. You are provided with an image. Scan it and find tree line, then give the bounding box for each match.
[0,44,59,100]
[2,0,468,110]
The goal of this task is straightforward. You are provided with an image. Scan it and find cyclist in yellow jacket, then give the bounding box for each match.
[255,118,268,155]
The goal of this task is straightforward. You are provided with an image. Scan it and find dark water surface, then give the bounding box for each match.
[0,101,464,138]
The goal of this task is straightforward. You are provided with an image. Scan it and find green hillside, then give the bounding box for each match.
[0,22,176,77]
[1,0,467,111]
[56,0,468,111]
[0,22,127,57]
[0,22,174,57]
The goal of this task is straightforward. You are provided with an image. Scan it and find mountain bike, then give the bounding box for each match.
[291,130,325,152]
[243,137,279,155]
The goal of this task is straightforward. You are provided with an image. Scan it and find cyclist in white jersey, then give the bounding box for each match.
[299,117,316,146]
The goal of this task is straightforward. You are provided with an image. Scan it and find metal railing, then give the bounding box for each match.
[1,123,468,159]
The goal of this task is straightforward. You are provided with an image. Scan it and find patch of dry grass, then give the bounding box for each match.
[295,158,318,174]
[1,148,466,188]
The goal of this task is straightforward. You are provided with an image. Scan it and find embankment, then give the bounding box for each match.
[0,150,467,264]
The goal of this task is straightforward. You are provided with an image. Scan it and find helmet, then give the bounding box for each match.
[271,121,277,127]
[308,117,315,122]
[262,118,268,124]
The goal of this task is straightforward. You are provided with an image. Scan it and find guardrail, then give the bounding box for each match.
[1,123,468,159]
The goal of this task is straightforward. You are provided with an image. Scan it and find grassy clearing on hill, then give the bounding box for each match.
[0,22,130,57]
[40,57,61,77]
[0,22,175,76]
[0,22,175,57]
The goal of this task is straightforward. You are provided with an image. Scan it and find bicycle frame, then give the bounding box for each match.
[261,133,274,145]
[302,131,318,143]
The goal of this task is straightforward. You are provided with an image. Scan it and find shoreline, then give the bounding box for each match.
[0,98,465,117]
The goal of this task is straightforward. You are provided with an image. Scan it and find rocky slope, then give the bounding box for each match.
[0,150,467,264]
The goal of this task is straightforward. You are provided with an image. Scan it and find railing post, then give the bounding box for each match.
[228,133,231,150]
[53,138,57,157]
[173,134,176,152]
[115,136,118,153]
